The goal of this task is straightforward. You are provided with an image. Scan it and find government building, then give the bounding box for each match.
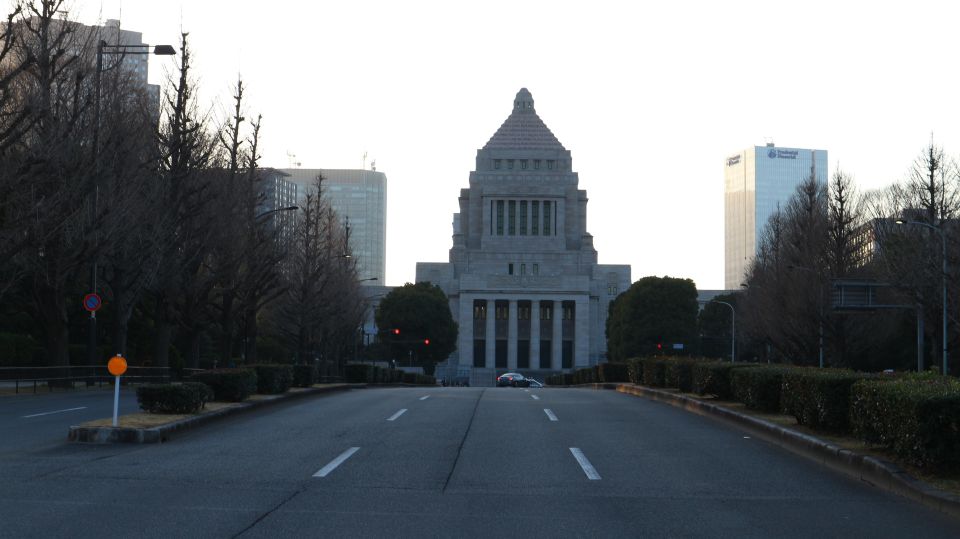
[417,89,631,385]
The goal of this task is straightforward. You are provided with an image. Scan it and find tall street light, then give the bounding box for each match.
[713,300,736,363]
[255,205,299,220]
[896,218,948,375]
[88,40,175,366]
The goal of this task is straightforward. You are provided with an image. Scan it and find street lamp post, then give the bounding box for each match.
[699,299,735,362]
[254,205,299,220]
[896,219,948,375]
[88,40,175,366]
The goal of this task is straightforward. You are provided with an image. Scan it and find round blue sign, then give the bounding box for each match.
[768,149,777,158]
[83,293,102,312]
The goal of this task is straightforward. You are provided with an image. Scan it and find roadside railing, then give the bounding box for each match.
[0,366,204,394]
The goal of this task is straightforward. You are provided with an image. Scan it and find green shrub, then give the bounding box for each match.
[626,358,643,384]
[344,364,372,383]
[251,364,294,394]
[691,361,757,399]
[414,374,436,385]
[571,366,598,384]
[402,371,417,384]
[731,366,795,412]
[190,368,257,402]
[851,376,960,472]
[641,358,667,387]
[781,368,870,432]
[292,364,318,387]
[664,358,700,392]
[137,382,212,414]
[598,362,629,383]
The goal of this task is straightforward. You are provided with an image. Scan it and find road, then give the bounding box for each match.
[1,386,958,538]
[0,388,139,454]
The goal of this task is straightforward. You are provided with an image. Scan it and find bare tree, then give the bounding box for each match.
[150,32,216,368]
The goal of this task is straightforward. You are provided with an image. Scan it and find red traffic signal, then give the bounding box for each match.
[392,328,400,335]
[423,339,430,345]
[656,343,662,350]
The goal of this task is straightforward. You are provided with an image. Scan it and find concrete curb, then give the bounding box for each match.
[601,382,960,520]
[68,383,365,444]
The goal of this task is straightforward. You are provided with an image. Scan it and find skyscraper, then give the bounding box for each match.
[280,168,387,283]
[416,88,630,385]
[724,143,828,289]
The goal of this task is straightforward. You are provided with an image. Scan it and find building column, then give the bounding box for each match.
[552,299,563,370]
[459,296,473,368]
[485,299,495,369]
[575,297,590,367]
[508,300,518,370]
[530,299,540,370]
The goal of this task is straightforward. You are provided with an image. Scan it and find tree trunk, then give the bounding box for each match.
[36,285,70,366]
[243,309,259,364]
[153,322,172,368]
[219,292,236,364]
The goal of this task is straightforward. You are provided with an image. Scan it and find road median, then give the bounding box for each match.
[68,383,364,444]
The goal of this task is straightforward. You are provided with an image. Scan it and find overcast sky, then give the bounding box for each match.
[56,0,960,289]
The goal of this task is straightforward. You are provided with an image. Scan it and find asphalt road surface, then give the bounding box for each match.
[1,386,958,538]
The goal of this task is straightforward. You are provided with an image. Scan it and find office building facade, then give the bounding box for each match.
[280,168,387,283]
[416,89,631,385]
[724,144,828,289]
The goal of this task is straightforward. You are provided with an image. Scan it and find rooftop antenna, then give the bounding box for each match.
[286,151,300,168]
[362,151,368,170]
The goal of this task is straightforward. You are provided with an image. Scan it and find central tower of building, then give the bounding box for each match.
[416,89,631,385]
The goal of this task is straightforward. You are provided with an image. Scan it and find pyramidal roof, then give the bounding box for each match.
[482,88,566,152]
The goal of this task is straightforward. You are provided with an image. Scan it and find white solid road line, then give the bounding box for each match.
[419,396,430,401]
[531,395,540,400]
[313,447,360,478]
[387,408,408,421]
[21,406,87,419]
[543,408,558,421]
[570,448,601,480]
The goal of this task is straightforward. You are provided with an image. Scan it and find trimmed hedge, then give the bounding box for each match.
[292,364,318,387]
[252,364,294,394]
[781,368,870,432]
[641,358,667,387]
[190,368,258,402]
[137,382,212,414]
[598,362,629,383]
[664,358,700,392]
[731,366,795,413]
[572,366,599,385]
[345,364,372,383]
[851,376,960,472]
[691,361,758,399]
[626,358,643,385]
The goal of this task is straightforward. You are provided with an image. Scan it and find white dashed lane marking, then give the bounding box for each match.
[419,396,429,401]
[544,409,558,422]
[570,448,601,480]
[531,395,540,400]
[387,409,408,421]
[22,407,87,418]
[313,447,360,478]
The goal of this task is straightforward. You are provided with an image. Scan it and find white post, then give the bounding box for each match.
[112,376,120,427]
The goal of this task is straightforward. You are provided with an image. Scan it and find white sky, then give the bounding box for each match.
[55,0,960,289]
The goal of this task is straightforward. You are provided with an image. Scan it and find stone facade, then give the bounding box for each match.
[416,89,630,385]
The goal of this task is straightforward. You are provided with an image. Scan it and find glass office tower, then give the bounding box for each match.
[724,144,827,289]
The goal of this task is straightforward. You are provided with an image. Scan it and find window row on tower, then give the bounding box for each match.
[490,199,557,236]
[493,159,556,171]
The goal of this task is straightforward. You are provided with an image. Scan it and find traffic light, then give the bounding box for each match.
[423,339,430,345]
[392,328,400,335]
[656,342,662,351]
